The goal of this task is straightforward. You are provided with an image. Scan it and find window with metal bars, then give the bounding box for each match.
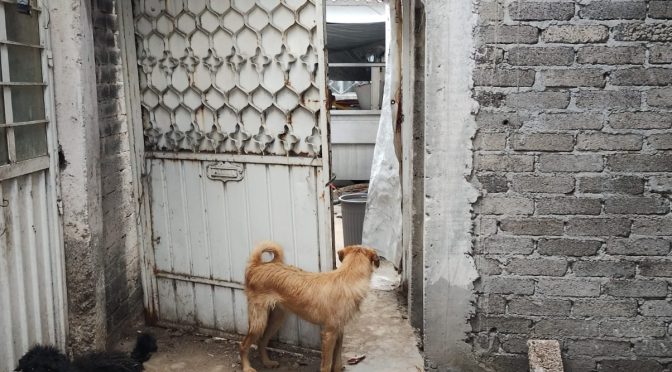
[0,0,50,181]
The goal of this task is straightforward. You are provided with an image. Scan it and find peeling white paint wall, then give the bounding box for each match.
[422,1,481,370]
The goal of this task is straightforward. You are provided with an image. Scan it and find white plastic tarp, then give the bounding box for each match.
[361,1,403,267]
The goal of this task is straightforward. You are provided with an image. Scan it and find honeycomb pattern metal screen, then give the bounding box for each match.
[134,0,324,156]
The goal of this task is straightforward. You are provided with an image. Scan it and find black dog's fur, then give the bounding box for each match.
[14,333,157,372]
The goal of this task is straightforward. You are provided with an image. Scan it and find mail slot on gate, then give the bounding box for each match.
[206,162,245,183]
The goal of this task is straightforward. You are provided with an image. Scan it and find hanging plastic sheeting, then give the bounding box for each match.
[362,0,403,267]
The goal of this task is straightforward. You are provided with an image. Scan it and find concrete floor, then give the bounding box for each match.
[116,206,423,371]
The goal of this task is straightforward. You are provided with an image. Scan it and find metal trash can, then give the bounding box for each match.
[339,192,367,246]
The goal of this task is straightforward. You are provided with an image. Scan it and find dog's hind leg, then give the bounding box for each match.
[319,327,339,372]
[332,331,344,371]
[240,301,269,372]
[258,307,288,368]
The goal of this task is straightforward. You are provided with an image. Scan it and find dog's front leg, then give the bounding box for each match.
[332,331,344,371]
[320,327,338,372]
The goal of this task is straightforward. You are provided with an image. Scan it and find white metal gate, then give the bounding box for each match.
[134,0,332,348]
[0,2,67,371]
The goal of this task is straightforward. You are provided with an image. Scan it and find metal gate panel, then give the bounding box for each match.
[134,0,331,348]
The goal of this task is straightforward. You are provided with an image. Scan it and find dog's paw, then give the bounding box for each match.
[262,360,280,368]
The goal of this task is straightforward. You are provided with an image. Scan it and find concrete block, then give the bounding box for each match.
[508,298,571,316]
[609,112,672,129]
[475,91,506,107]
[475,46,505,65]
[500,217,565,236]
[608,154,672,172]
[579,1,646,20]
[478,1,505,23]
[479,277,536,295]
[534,319,599,337]
[611,68,672,86]
[634,340,672,357]
[538,154,604,173]
[640,300,672,317]
[648,133,672,150]
[512,175,575,193]
[577,175,644,195]
[649,176,672,193]
[648,87,672,108]
[538,239,601,256]
[472,315,533,333]
[576,133,642,151]
[477,295,507,314]
[577,46,646,65]
[603,279,668,298]
[474,68,536,87]
[477,174,509,193]
[527,340,563,372]
[509,2,575,21]
[506,258,568,276]
[650,1,672,19]
[476,256,503,275]
[543,25,609,43]
[604,197,670,215]
[475,111,526,130]
[475,195,534,215]
[575,90,641,110]
[508,46,575,66]
[572,299,638,317]
[536,113,604,130]
[573,260,636,278]
[537,278,600,297]
[599,360,663,372]
[475,154,535,171]
[632,217,672,235]
[474,132,507,151]
[506,91,571,110]
[639,260,672,277]
[606,238,671,256]
[536,197,602,215]
[650,44,672,64]
[542,68,606,88]
[567,339,631,357]
[479,25,540,44]
[613,23,672,42]
[566,217,631,237]
[511,133,574,152]
[481,236,536,255]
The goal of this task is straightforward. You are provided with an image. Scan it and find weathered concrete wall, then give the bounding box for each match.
[92,0,143,345]
[468,1,672,371]
[48,0,107,353]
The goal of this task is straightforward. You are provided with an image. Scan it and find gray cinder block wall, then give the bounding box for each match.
[92,0,143,344]
[470,1,672,371]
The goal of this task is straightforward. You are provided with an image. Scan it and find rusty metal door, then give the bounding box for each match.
[133,0,332,348]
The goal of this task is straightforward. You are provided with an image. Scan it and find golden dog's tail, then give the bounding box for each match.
[249,241,285,266]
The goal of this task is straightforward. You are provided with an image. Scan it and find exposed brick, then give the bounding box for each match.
[640,300,672,317]
[473,68,536,87]
[640,260,672,278]
[475,46,505,65]
[542,68,606,88]
[507,46,575,66]
[566,217,631,237]
[648,87,672,108]
[512,175,575,194]
[575,90,642,110]
[500,217,564,236]
[604,280,668,298]
[537,278,600,297]
[477,174,509,193]
[609,112,672,129]
[613,23,672,42]
[477,295,507,314]
[573,260,636,278]
[650,1,672,19]
[485,355,529,371]
[536,113,604,131]
[478,277,536,295]
[572,299,638,317]
[475,154,534,172]
[475,91,506,108]
[650,44,672,64]
[564,358,597,372]
[479,25,540,44]
[536,197,601,215]
[634,340,672,357]
[580,1,646,20]
[577,46,646,65]
[543,25,609,44]
[535,319,599,337]
[499,335,528,354]
[538,239,601,256]
[538,154,604,173]
[472,315,532,333]
[567,339,631,357]
[649,134,672,150]
[506,91,571,110]
[508,298,571,316]
[611,68,672,86]
[599,359,664,372]
[578,176,645,195]
[606,238,671,256]
[508,2,575,21]
[475,111,526,130]
[474,132,507,150]
[481,236,535,255]
[476,257,502,275]
[510,133,574,152]
[576,133,642,151]
[649,176,672,193]
[474,195,534,215]
[632,217,672,236]
[605,197,670,215]
[506,258,568,276]
[608,153,672,172]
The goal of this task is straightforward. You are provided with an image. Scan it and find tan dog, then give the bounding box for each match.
[239,241,380,372]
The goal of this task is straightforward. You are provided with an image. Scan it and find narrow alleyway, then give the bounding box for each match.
[117,206,422,371]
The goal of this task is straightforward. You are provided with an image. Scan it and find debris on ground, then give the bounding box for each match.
[347,354,366,365]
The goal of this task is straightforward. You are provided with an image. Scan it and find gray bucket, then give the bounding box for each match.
[339,192,367,246]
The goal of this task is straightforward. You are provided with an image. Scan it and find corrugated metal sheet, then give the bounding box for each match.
[0,171,64,371]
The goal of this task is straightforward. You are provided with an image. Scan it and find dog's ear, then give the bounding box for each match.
[367,249,380,268]
[337,249,345,262]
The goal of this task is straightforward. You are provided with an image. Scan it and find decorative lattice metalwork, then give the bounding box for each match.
[135,0,322,156]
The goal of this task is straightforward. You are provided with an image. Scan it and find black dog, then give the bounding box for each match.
[14,332,157,372]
